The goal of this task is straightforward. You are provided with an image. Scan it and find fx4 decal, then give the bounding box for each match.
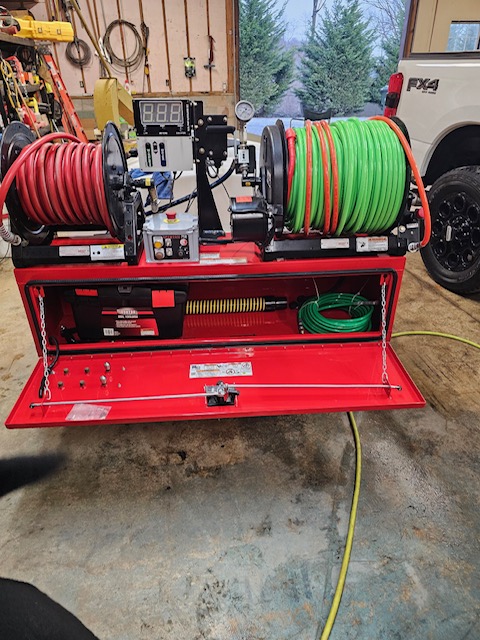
[407,77,439,93]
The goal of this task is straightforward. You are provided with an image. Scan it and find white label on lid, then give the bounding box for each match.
[189,362,253,379]
[66,403,111,421]
[356,236,389,253]
[321,238,350,249]
[58,246,90,257]
[90,244,125,261]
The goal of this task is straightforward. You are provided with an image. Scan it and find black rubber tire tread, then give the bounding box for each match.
[420,166,480,295]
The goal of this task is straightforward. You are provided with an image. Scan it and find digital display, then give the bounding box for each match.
[140,101,184,126]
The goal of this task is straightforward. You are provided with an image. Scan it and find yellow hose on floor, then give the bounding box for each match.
[319,411,362,640]
[392,330,480,351]
[319,330,479,639]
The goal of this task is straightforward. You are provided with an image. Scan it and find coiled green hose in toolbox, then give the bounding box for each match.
[299,293,373,334]
[286,118,406,235]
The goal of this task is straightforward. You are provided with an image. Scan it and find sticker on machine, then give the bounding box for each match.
[321,238,350,249]
[58,246,90,257]
[356,236,389,252]
[189,362,253,378]
[90,244,125,261]
[66,403,111,421]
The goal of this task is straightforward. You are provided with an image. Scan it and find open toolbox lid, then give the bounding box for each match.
[6,341,424,428]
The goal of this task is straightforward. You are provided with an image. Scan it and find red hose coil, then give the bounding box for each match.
[286,128,296,203]
[319,120,339,235]
[0,133,114,236]
[314,121,331,234]
[304,120,313,234]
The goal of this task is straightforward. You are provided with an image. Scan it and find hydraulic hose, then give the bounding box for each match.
[0,133,113,237]
[299,293,373,334]
[153,160,236,215]
[286,117,431,246]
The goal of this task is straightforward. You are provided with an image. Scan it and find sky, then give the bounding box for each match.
[282,0,334,41]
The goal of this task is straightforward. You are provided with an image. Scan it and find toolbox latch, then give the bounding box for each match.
[205,381,239,407]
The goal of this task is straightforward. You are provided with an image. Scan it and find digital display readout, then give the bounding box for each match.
[139,101,184,126]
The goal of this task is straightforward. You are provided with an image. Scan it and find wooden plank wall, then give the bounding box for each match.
[31,0,238,116]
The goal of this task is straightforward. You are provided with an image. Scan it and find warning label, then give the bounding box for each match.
[356,236,389,253]
[189,362,253,379]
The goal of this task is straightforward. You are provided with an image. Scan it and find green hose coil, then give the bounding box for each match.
[299,293,374,334]
[286,118,406,235]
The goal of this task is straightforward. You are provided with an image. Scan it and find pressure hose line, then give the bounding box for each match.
[0,132,114,243]
[285,117,431,247]
[0,132,82,245]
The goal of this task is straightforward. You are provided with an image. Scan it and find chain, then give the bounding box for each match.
[39,292,51,400]
[381,280,390,387]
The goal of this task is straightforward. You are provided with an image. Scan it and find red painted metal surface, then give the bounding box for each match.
[6,343,424,429]
[6,247,425,428]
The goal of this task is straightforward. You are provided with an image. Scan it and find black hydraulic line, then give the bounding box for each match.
[150,160,236,215]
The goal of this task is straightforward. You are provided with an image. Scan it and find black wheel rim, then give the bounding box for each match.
[430,189,480,272]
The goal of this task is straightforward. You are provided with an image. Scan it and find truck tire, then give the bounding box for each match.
[420,166,480,294]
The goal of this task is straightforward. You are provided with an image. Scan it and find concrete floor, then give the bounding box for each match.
[0,253,479,640]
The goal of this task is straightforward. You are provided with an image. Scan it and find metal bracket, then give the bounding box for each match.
[205,381,239,407]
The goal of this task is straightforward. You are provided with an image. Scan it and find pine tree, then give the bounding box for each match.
[296,0,373,116]
[239,0,294,116]
[369,3,405,104]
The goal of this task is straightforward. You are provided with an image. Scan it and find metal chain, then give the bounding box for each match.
[39,293,51,401]
[381,281,390,387]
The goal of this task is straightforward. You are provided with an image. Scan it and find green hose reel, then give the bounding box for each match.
[286,119,407,235]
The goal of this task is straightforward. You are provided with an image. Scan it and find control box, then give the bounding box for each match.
[133,98,194,172]
[143,212,199,262]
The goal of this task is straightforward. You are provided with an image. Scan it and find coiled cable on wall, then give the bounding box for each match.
[66,38,92,67]
[286,117,431,247]
[103,19,143,71]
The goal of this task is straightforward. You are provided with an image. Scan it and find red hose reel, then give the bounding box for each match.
[0,121,134,246]
[17,138,113,234]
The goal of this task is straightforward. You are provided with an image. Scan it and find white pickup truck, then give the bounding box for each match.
[385,53,480,294]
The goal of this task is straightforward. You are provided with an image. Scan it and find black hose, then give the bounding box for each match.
[150,160,237,215]
[103,20,143,70]
[66,39,92,67]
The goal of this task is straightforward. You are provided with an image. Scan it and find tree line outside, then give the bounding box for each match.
[239,0,406,117]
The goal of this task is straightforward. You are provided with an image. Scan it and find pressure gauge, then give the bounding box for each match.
[235,100,255,123]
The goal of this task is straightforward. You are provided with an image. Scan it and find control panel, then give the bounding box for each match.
[152,234,191,260]
[133,99,195,172]
[143,212,199,262]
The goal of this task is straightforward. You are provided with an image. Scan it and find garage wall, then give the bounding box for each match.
[31,0,238,116]
[411,0,479,53]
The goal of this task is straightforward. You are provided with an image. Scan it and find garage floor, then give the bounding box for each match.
[0,254,479,640]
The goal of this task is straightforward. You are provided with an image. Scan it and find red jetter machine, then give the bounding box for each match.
[1,98,428,428]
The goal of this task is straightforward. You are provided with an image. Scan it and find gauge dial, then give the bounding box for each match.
[235,100,255,123]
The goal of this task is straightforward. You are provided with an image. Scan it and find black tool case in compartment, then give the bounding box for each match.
[63,284,188,341]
